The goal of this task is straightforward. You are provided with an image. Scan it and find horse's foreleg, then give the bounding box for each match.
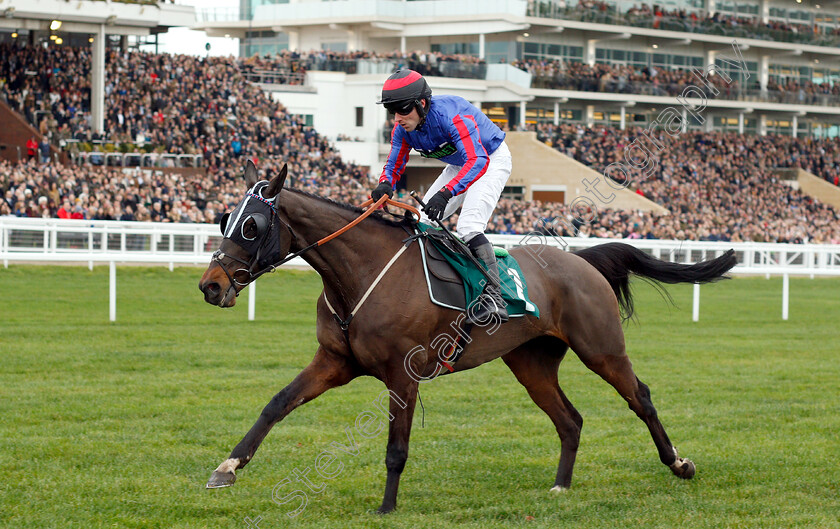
[377,379,418,514]
[207,347,358,488]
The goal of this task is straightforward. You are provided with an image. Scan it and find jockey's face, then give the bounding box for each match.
[394,99,425,132]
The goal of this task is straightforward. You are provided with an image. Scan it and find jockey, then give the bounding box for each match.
[372,69,511,323]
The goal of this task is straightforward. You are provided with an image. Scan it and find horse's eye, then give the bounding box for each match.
[241,216,260,241]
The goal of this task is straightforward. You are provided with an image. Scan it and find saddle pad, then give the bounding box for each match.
[417,224,539,318]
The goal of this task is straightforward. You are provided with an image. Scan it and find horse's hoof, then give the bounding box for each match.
[549,485,569,494]
[670,457,696,480]
[376,504,395,515]
[206,471,237,488]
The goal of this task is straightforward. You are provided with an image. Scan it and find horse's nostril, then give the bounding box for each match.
[206,282,221,296]
[200,281,221,299]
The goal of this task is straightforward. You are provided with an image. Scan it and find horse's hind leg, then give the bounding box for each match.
[573,338,696,480]
[502,338,583,491]
[207,347,358,488]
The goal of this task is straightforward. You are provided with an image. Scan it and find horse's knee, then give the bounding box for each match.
[571,408,583,430]
[385,445,408,474]
[558,424,581,452]
[557,411,582,445]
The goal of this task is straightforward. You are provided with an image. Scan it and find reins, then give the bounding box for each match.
[213,190,427,357]
[223,194,422,285]
[278,194,420,264]
[314,195,421,335]
[319,195,421,245]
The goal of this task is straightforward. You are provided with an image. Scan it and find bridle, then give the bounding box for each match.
[211,192,421,297]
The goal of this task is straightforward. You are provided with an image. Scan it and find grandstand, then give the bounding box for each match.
[2,0,840,243]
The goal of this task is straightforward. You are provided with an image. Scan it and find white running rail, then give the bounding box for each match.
[3,218,840,321]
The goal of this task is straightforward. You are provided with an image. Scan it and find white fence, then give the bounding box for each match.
[3,217,840,321]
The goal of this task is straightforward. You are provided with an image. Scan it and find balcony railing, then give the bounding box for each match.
[240,58,488,84]
[530,76,840,106]
[196,6,241,23]
[529,3,840,48]
[70,151,204,169]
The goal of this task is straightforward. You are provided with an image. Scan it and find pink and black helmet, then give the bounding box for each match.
[377,69,432,117]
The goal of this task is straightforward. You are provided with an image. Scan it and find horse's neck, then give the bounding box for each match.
[282,190,405,305]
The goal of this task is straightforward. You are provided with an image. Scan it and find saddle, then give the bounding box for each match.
[416,227,539,318]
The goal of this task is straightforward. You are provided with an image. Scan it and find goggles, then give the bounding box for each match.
[385,100,416,116]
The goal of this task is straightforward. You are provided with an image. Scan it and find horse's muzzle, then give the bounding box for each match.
[199,271,237,307]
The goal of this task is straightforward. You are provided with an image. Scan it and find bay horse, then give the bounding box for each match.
[198,161,736,513]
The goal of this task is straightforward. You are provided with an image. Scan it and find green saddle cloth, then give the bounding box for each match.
[418,223,539,318]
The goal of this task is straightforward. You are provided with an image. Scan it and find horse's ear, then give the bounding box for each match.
[265,164,288,199]
[244,160,258,188]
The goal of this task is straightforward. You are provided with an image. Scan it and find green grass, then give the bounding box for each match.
[1,266,838,529]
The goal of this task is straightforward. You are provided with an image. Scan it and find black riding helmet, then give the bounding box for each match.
[377,69,432,125]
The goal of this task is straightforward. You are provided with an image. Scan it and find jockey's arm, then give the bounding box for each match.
[444,115,490,196]
[380,123,411,187]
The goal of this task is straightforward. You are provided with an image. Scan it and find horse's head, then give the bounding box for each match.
[199,160,291,307]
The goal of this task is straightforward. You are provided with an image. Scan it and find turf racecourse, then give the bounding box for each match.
[1,265,838,529]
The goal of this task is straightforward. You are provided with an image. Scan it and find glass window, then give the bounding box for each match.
[240,0,289,20]
[322,41,347,52]
[716,1,736,13]
[240,31,289,57]
[502,186,525,200]
[430,42,479,56]
[715,58,757,82]
[486,41,513,64]
[520,41,583,62]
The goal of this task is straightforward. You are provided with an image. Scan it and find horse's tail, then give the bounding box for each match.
[575,242,737,321]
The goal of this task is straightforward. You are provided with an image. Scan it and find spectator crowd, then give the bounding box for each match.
[521,123,840,243]
[2,43,840,244]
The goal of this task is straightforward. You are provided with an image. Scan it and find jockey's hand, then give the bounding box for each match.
[424,189,452,222]
[371,182,394,203]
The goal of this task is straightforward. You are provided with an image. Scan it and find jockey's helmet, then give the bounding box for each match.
[377,69,432,119]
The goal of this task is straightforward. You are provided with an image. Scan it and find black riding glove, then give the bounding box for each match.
[371,182,394,203]
[424,189,452,222]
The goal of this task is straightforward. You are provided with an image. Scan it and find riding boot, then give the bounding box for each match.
[466,236,509,324]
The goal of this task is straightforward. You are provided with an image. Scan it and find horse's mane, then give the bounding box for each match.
[285,187,406,228]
